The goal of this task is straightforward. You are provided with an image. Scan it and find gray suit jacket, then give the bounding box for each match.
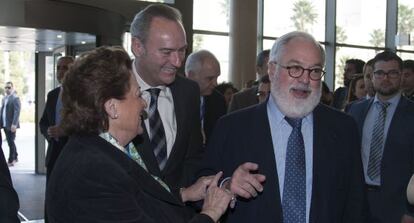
[0,93,21,130]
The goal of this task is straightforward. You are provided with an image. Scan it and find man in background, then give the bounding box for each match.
[40,56,74,179]
[332,58,365,109]
[228,49,270,112]
[185,49,226,145]
[1,81,21,167]
[401,59,414,101]
[348,51,414,222]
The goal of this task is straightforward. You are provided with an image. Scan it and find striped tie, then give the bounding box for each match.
[283,117,306,223]
[367,101,390,181]
[147,88,167,170]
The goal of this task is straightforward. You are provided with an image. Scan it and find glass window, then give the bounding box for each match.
[193,34,229,83]
[193,0,230,32]
[263,39,275,52]
[397,0,414,51]
[335,47,377,89]
[336,0,386,47]
[263,0,326,41]
[398,52,414,60]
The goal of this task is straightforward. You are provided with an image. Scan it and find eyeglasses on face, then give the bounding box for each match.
[4,86,11,89]
[373,70,401,79]
[272,62,325,81]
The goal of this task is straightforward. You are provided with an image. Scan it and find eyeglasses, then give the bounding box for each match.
[373,70,401,79]
[273,62,325,81]
[4,86,11,89]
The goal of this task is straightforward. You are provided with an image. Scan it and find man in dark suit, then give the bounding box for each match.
[348,51,414,223]
[198,31,367,223]
[0,149,19,223]
[185,49,226,145]
[130,4,203,190]
[228,49,270,113]
[0,82,21,166]
[39,56,74,179]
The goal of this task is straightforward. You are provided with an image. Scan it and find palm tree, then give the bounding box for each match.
[290,0,318,32]
[369,29,385,53]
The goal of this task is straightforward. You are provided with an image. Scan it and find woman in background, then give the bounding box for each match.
[46,46,232,223]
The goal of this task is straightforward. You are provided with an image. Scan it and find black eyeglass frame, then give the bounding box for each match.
[271,62,326,81]
[373,70,401,79]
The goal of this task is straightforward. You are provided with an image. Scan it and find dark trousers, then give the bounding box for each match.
[4,129,17,162]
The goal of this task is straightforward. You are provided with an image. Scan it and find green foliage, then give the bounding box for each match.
[291,0,318,32]
[193,34,204,51]
[398,4,414,34]
[369,29,385,51]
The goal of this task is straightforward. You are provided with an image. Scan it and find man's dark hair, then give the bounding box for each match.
[259,74,270,84]
[403,59,414,72]
[346,59,365,73]
[373,51,403,70]
[256,50,270,67]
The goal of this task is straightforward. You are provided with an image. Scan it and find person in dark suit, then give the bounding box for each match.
[0,148,19,223]
[332,59,365,110]
[39,56,74,179]
[0,82,21,166]
[46,46,232,223]
[129,4,203,190]
[198,31,367,223]
[348,51,414,223]
[228,49,270,113]
[185,50,226,145]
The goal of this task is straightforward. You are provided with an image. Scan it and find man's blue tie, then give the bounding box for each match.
[367,101,390,181]
[283,117,306,223]
[147,88,167,170]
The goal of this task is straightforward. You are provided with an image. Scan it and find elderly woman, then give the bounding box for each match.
[46,46,232,223]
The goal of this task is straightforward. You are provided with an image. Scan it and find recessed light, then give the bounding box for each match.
[57,35,63,39]
[48,47,53,51]
[81,41,86,44]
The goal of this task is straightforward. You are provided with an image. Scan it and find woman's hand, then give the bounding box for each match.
[200,171,233,222]
[180,175,215,203]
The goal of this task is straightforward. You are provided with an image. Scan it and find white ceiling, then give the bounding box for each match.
[0,26,96,52]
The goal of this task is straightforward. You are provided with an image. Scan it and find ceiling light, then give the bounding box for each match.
[48,47,52,51]
[57,35,62,39]
[81,41,86,44]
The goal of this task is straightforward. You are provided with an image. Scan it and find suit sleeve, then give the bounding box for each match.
[11,96,20,127]
[39,92,52,141]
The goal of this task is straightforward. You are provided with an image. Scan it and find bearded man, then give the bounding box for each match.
[197,31,367,223]
[348,51,414,223]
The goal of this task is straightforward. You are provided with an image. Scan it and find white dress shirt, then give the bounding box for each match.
[132,61,177,158]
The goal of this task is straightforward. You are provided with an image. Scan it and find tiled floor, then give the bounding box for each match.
[3,123,45,222]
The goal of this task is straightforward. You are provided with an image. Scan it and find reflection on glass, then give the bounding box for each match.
[193,34,229,83]
[336,0,386,47]
[193,0,229,32]
[263,0,325,41]
[335,47,377,89]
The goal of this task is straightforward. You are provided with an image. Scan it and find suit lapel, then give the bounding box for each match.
[252,102,283,221]
[163,77,183,172]
[309,105,339,223]
[133,126,162,177]
[95,136,181,206]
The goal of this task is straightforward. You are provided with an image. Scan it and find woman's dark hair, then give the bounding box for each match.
[346,73,364,104]
[61,46,132,135]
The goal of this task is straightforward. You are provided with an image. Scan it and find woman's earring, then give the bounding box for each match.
[114,113,119,119]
